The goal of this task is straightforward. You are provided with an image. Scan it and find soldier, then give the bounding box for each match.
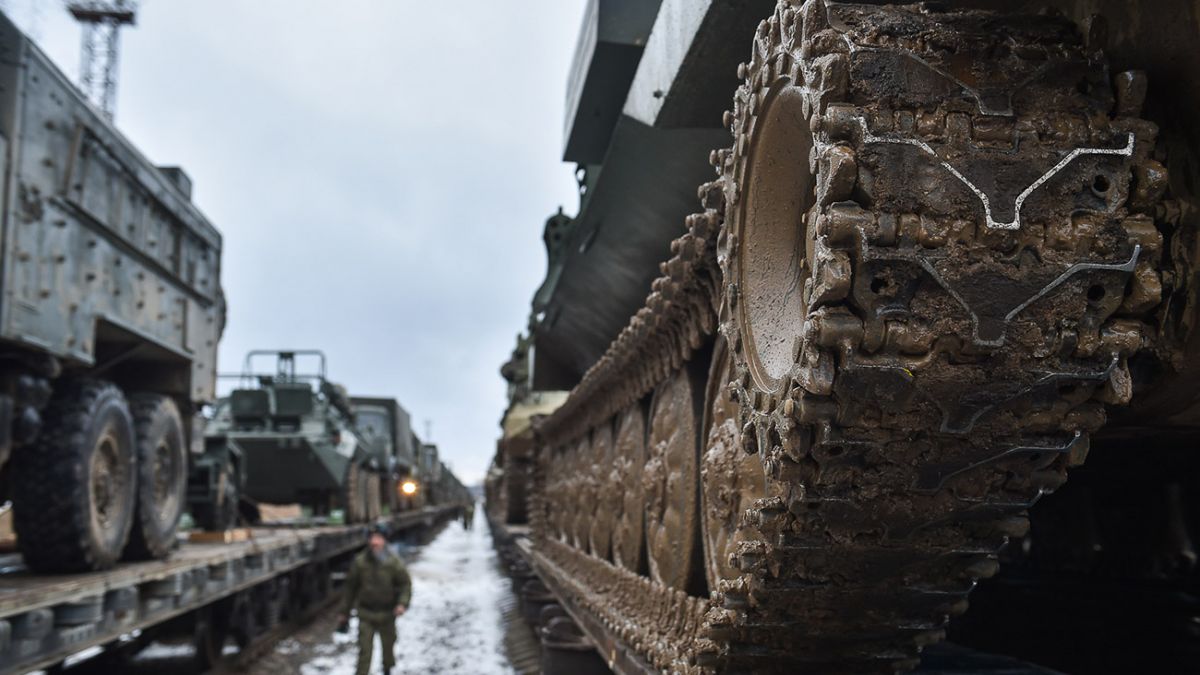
[462,501,475,530]
[339,524,412,675]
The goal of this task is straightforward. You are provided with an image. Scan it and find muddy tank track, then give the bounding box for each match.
[529,1,1171,673]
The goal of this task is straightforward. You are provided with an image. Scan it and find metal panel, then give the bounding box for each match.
[563,0,664,163]
[534,116,727,381]
[624,0,774,128]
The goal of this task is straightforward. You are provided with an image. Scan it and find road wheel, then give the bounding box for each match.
[644,367,701,591]
[611,404,646,572]
[587,421,616,560]
[570,435,593,549]
[124,394,187,559]
[700,339,767,591]
[12,379,137,572]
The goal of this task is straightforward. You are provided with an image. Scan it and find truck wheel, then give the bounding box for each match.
[12,379,137,572]
[125,394,186,559]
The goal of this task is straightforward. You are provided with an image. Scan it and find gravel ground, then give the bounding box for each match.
[248,507,515,675]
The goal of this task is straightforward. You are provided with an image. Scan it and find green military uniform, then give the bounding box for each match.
[340,549,412,675]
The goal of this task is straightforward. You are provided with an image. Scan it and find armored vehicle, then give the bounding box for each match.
[0,12,222,572]
[486,333,567,527]
[494,0,1200,672]
[198,351,382,528]
[351,396,418,513]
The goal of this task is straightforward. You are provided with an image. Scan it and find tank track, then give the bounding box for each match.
[529,1,1170,673]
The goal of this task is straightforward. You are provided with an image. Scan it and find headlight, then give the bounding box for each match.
[400,480,418,495]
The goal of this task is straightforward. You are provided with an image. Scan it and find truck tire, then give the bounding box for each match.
[124,393,187,559]
[12,379,137,572]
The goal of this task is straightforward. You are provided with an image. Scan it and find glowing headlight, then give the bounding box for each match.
[400,480,418,495]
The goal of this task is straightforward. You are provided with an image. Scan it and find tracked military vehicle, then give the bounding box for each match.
[0,12,223,572]
[494,0,1200,672]
[487,331,567,527]
[198,351,382,528]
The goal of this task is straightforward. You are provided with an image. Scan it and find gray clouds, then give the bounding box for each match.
[6,1,586,483]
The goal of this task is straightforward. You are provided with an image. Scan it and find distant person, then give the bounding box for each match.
[338,524,412,675]
[462,501,475,530]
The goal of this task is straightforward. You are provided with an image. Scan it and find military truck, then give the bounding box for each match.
[198,351,381,528]
[0,12,222,572]
[350,396,418,513]
[411,441,440,508]
[494,0,1200,672]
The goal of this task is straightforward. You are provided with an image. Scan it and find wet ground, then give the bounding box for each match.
[248,508,515,675]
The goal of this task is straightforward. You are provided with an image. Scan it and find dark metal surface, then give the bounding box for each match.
[563,0,665,164]
[532,118,726,382]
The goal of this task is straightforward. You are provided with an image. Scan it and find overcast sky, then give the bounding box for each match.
[2,0,587,484]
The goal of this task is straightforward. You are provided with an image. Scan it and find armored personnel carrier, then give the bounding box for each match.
[494,0,1200,672]
[199,351,382,527]
[0,12,223,572]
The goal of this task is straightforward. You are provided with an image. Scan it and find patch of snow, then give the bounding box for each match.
[135,643,195,659]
